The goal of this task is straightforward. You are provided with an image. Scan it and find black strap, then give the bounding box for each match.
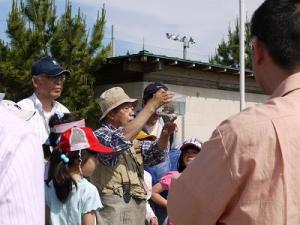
[122,182,131,203]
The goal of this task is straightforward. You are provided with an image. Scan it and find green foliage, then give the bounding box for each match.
[0,0,111,128]
[209,18,252,70]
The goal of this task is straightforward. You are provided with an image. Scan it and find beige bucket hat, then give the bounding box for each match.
[99,87,138,120]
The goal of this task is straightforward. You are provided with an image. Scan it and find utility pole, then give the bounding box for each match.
[111,24,115,57]
[239,0,246,111]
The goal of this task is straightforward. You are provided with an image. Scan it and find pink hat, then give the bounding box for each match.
[59,127,113,154]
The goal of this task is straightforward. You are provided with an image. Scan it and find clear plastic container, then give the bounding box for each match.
[157,91,186,116]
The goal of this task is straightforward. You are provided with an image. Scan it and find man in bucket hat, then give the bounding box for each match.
[18,56,70,144]
[91,86,176,225]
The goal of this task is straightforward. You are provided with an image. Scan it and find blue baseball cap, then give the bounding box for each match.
[31,56,70,77]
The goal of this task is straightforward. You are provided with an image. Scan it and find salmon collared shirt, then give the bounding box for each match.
[168,73,300,225]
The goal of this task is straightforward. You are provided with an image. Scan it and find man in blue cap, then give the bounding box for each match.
[18,56,70,145]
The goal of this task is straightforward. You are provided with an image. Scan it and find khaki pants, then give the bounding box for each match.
[97,194,146,225]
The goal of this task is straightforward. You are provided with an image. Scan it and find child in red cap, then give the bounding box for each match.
[45,126,113,225]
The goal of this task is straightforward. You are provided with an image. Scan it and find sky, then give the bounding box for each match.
[0,0,264,62]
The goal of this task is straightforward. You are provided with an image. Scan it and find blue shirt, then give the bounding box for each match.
[94,123,166,167]
[45,178,102,225]
[145,149,181,184]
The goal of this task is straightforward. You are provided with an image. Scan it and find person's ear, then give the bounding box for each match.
[252,36,265,65]
[32,76,39,89]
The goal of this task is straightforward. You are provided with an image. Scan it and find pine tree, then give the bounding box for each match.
[209,19,252,70]
[0,0,110,127]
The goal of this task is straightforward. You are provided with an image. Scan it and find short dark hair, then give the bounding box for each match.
[143,82,168,104]
[177,153,186,173]
[251,0,300,71]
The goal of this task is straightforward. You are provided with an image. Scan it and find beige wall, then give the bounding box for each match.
[163,84,268,141]
[95,82,268,143]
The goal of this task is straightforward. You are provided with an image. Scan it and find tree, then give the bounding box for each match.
[0,0,111,127]
[209,18,252,70]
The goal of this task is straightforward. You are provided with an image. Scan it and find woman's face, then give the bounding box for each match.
[182,148,200,167]
[81,156,98,177]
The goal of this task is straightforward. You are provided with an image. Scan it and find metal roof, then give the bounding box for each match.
[106,50,253,77]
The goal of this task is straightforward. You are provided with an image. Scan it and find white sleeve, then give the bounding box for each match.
[145,201,156,222]
[0,131,45,225]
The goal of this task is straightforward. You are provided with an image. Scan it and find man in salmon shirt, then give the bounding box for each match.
[168,0,300,224]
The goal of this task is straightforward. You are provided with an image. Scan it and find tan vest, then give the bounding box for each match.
[91,139,147,200]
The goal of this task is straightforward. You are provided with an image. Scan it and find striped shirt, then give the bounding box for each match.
[0,105,45,225]
[18,93,69,144]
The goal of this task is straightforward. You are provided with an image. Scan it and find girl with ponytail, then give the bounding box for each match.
[45,126,113,225]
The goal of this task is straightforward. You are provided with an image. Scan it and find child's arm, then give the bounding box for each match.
[45,206,50,225]
[83,211,97,225]
[151,183,168,208]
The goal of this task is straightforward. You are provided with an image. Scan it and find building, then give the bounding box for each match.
[95,50,268,142]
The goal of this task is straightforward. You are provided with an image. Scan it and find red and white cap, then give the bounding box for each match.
[52,119,85,133]
[180,138,202,152]
[59,126,113,154]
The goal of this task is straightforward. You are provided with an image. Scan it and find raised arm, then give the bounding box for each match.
[123,89,173,141]
[157,121,177,150]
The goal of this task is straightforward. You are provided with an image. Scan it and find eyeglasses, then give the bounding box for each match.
[41,74,66,82]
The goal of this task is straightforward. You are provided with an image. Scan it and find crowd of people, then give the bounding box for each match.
[2,0,300,224]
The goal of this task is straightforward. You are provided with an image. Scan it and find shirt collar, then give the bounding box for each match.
[32,93,58,112]
[102,122,118,130]
[271,72,300,98]
[32,93,43,110]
